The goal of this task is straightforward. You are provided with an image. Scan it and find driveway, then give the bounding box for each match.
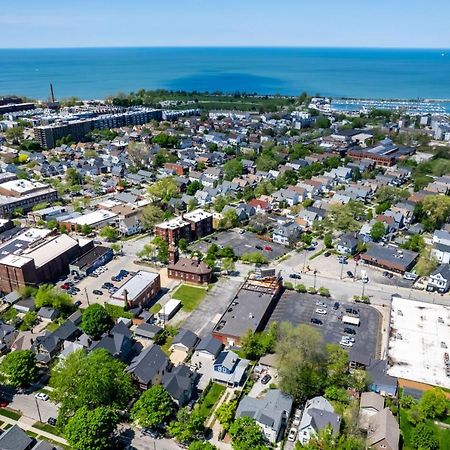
[6,392,58,422]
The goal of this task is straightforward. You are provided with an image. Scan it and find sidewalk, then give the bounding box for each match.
[0,414,68,445]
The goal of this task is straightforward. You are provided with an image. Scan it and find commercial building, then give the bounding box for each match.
[0,234,93,293]
[0,102,35,115]
[69,245,113,276]
[154,209,213,244]
[0,179,58,218]
[348,140,414,167]
[110,270,161,309]
[360,244,418,274]
[167,245,212,285]
[212,272,283,346]
[65,209,118,231]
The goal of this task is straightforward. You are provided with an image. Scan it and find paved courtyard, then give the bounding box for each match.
[267,290,381,360]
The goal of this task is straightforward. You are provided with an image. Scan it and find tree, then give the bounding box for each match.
[168,408,206,445]
[415,246,439,277]
[420,195,450,231]
[325,344,349,387]
[315,116,331,129]
[221,209,239,229]
[215,400,237,432]
[65,168,83,186]
[153,236,169,263]
[110,242,122,254]
[275,323,326,401]
[99,225,118,242]
[65,406,119,450]
[418,388,448,419]
[130,385,175,429]
[0,350,38,388]
[186,180,203,196]
[229,416,270,450]
[241,252,268,265]
[375,186,409,204]
[323,233,333,249]
[80,304,114,339]
[50,349,135,425]
[189,442,217,450]
[223,159,243,181]
[19,311,38,331]
[401,234,425,253]
[81,224,92,235]
[410,423,439,450]
[178,238,188,253]
[141,204,165,230]
[147,177,178,202]
[325,201,365,232]
[34,284,74,316]
[5,126,24,143]
[222,257,236,273]
[127,141,148,169]
[370,221,386,242]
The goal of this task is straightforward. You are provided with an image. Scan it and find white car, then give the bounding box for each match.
[340,340,353,347]
[288,427,297,442]
[35,393,49,401]
[293,409,302,426]
[315,301,327,308]
[342,336,355,343]
[315,308,327,315]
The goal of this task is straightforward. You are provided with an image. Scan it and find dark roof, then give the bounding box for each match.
[111,321,132,338]
[362,244,418,271]
[368,359,397,393]
[163,365,195,404]
[0,424,34,450]
[135,322,162,339]
[172,329,198,349]
[70,246,112,271]
[90,331,132,361]
[53,320,80,341]
[195,335,223,356]
[127,345,168,385]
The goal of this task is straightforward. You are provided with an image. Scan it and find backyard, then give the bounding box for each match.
[196,383,226,419]
[172,284,208,312]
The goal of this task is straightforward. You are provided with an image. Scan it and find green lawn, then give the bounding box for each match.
[33,422,63,437]
[172,284,207,312]
[197,383,226,419]
[0,408,21,420]
[149,303,162,314]
[161,336,174,356]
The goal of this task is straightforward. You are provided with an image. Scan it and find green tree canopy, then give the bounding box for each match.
[224,159,243,181]
[147,177,178,202]
[0,350,38,388]
[229,416,270,450]
[99,225,118,242]
[370,221,386,241]
[34,284,74,316]
[80,304,114,340]
[141,204,165,230]
[50,349,135,425]
[410,423,439,450]
[418,388,448,419]
[215,400,237,432]
[130,385,175,429]
[168,408,206,445]
[64,406,119,450]
[189,442,218,450]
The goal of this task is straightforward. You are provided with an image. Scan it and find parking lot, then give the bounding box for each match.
[191,230,289,261]
[267,290,381,360]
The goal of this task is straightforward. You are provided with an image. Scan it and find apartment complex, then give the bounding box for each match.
[154,209,213,244]
[0,179,58,218]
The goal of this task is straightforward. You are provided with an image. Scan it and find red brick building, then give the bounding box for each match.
[167,245,212,285]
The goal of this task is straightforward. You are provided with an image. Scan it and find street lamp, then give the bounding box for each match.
[34,397,42,423]
[313,270,317,289]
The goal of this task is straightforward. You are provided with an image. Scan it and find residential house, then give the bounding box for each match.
[248,198,272,214]
[0,320,18,352]
[169,329,199,364]
[272,188,299,207]
[337,233,359,255]
[191,335,223,367]
[89,321,133,362]
[163,364,197,407]
[366,408,400,450]
[272,222,301,247]
[212,350,249,387]
[427,264,450,293]
[127,344,170,390]
[432,230,450,264]
[358,392,385,430]
[236,389,293,442]
[298,396,341,445]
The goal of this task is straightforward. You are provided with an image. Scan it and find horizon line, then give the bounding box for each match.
[1,45,449,51]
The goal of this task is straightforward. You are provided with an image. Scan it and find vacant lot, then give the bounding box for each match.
[172,284,207,312]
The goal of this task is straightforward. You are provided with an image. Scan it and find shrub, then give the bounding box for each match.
[295,284,307,293]
[283,281,294,290]
[318,287,330,297]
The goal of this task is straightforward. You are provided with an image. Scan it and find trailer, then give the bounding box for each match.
[158,299,181,322]
[342,315,360,326]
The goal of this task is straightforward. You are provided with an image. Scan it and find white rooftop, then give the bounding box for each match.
[112,270,159,302]
[68,210,118,226]
[0,179,47,194]
[183,209,213,223]
[157,216,189,230]
[388,296,450,389]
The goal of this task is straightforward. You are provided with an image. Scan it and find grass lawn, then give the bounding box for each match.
[0,408,21,420]
[197,383,226,419]
[46,322,60,332]
[172,284,207,312]
[161,336,174,356]
[33,422,63,437]
[149,303,162,314]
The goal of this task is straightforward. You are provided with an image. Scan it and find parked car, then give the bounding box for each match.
[261,374,272,385]
[344,327,356,335]
[293,408,302,426]
[310,318,323,325]
[315,301,327,308]
[0,399,8,407]
[255,245,263,250]
[60,284,69,290]
[289,273,301,279]
[74,300,82,308]
[315,308,327,315]
[142,428,160,439]
[35,393,49,401]
[324,251,331,257]
[333,302,340,310]
[346,271,354,278]
[47,417,57,426]
[339,339,353,347]
[288,427,297,442]
[342,336,355,343]
[264,246,273,251]
[92,290,103,296]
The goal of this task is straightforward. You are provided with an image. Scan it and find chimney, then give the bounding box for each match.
[123,289,130,310]
[168,243,179,265]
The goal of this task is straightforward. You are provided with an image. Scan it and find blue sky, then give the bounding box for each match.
[2,0,449,48]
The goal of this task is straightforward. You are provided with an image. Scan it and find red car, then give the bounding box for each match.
[60,284,69,290]
[0,399,8,407]
[264,246,272,251]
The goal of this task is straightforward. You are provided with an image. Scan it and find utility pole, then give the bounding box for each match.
[340,261,344,280]
[35,397,42,423]
[313,270,317,289]
[362,279,366,298]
